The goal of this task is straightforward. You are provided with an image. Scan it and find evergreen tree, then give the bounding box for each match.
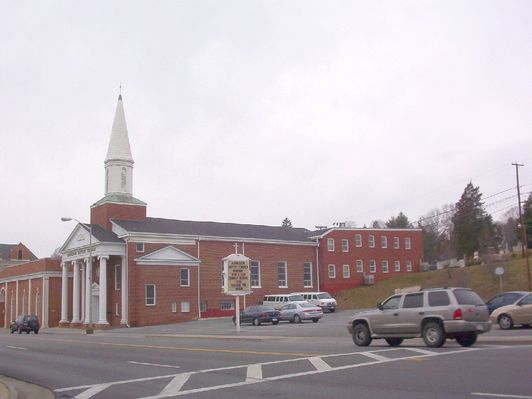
[451,182,495,257]
[281,217,293,228]
[386,212,412,228]
[522,193,532,248]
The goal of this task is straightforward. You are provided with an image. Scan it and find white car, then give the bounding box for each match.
[291,292,337,312]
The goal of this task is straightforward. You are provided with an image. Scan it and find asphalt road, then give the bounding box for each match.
[0,310,531,399]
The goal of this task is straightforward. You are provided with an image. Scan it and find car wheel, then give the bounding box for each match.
[34,330,39,334]
[26,330,30,334]
[294,315,302,324]
[272,320,279,325]
[18,327,22,334]
[422,322,446,348]
[455,333,477,347]
[352,323,372,346]
[252,318,261,326]
[385,338,403,347]
[498,314,513,330]
[312,318,319,323]
[10,328,14,334]
[329,309,336,313]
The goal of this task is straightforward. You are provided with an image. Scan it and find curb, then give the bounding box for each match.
[0,378,17,399]
[146,333,295,341]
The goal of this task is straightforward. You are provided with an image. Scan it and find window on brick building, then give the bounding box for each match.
[368,235,375,248]
[115,302,120,316]
[395,261,401,272]
[220,301,235,311]
[381,236,387,248]
[200,301,207,312]
[18,250,22,260]
[181,302,190,313]
[303,262,312,287]
[278,261,287,287]
[405,237,411,250]
[328,264,336,278]
[327,238,335,252]
[136,243,144,253]
[355,234,362,247]
[250,260,261,288]
[145,284,156,306]
[341,239,349,252]
[180,268,190,287]
[382,260,389,273]
[406,260,413,272]
[356,259,363,273]
[393,237,400,249]
[115,265,121,290]
[343,264,350,278]
[369,260,376,273]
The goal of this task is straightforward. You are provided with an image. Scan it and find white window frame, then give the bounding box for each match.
[393,237,400,249]
[250,260,261,288]
[328,264,336,279]
[368,235,375,248]
[327,238,335,252]
[394,260,401,272]
[136,242,145,253]
[278,261,288,288]
[381,236,387,249]
[114,264,121,290]
[356,259,363,273]
[341,239,349,252]
[355,234,362,248]
[406,260,413,272]
[405,237,412,250]
[220,301,235,311]
[343,264,350,278]
[115,302,120,316]
[382,260,389,273]
[181,301,190,313]
[180,268,190,287]
[369,260,376,273]
[145,284,156,306]
[303,262,313,288]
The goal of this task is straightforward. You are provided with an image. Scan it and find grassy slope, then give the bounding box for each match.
[336,257,531,310]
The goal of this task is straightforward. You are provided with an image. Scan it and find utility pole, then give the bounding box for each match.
[512,163,531,291]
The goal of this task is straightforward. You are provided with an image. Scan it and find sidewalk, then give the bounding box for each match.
[0,375,54,399]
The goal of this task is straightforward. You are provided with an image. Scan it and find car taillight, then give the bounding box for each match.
[453,309,462,320]
[262,313,268,317]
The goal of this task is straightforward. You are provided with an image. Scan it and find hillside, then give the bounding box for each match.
[336,257,531,309]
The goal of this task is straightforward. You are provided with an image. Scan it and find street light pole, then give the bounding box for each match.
[61,217,94,334]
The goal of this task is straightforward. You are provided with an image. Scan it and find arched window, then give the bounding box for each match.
[18,250,22,260]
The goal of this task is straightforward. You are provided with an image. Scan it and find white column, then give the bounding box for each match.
[81,265,85,322]
[15,280,19,317]
[60,262,69,323]
[28,279,32,315]
[84,257,92,325]
[42,276,49,328]
[4,282,7,328]
[120,255,128,325]
[98,256,109,325]
[72,261,81,323]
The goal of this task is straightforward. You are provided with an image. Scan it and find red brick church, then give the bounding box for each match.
[1,95,423,329]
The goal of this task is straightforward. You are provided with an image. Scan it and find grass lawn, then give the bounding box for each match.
[336,257,531,310]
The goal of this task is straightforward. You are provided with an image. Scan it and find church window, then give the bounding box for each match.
[278,261,287,287]
[121,167,127,189]
[115,265,121,290]
[181,302,190,313]
[145,284,156,306]
[250,260,260,288]
[180,268,190,287]
[219,301,234,311]
[136,243,144,253]
[17,250,22,260]
[303,262,312,287]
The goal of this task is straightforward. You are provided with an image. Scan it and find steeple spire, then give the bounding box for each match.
[104,94,134,196]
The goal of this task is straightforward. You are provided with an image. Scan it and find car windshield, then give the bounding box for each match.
[289,295,304,301]
[256,306,275,312]
[454,289,484,305]
[300,303,316,308]
[317,293,331,299]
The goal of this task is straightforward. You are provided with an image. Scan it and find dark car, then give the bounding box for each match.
[232,305,280,326]
[485,291,529,314]
[10,315,40,334]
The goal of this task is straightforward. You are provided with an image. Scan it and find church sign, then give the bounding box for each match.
[222,253,251,295]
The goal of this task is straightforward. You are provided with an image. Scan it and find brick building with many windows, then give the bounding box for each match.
[1,95,424,329]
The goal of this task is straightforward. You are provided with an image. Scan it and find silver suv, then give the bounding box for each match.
[347,288,491,348]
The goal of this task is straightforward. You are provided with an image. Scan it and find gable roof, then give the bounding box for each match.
[0,243,38,261]
[113,217,315,243]
[135,246,200,266]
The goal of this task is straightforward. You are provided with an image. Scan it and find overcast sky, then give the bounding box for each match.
[1,1,531,258]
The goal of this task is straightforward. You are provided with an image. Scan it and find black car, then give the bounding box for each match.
[486,291,529,314]
[10,315,40,334]
[232,305,280,326]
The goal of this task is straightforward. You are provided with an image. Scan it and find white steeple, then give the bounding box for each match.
[104,94,134,196]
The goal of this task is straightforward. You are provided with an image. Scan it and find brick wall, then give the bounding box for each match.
[90,202,146,230]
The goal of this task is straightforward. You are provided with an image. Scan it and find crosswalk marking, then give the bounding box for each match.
[75,383,111,399]
[359,351,389,361]
[158,373,192,396]
[308,357,332,371]
[246,364,263,382]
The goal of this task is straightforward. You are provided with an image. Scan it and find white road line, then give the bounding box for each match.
[359,351,389,361]
[246,364,263,382]
[55,373,182,392]
[6,345,28,351]
[128,361,181,369]
[158,373,192,396]
[471,393,532,399]
[407,348,438,356]
[75,383,111,399]
[308,357,332,371]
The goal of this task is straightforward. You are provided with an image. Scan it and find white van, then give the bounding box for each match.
[262,294,306,310]
[291,292,337,312]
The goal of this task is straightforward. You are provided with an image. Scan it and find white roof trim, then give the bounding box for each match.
[135,246,200,266]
